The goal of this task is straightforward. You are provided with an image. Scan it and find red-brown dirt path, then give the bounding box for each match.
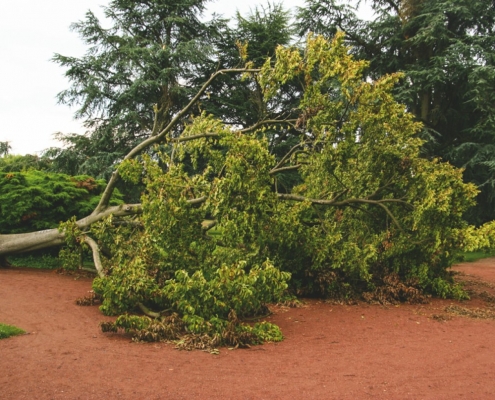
[1,259,495,399]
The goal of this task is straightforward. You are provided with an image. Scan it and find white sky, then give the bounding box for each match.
[0,0,372,155]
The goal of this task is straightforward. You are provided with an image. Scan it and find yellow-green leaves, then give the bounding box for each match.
[91,33,485,342]
[176,112,228,173]
[118,159,143,184]
[258,44,302,101]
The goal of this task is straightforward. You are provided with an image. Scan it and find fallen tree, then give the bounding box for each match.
[2,34,494,347]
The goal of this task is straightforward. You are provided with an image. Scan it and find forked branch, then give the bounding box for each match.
[277,193,410,231]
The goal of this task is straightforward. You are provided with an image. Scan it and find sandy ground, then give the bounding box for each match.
[1,259,495,399]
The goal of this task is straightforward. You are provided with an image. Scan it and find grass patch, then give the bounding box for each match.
[462,250,495,263]
[0,323,25,339]
[8,253,61,269]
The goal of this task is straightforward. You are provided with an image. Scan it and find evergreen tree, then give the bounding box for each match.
[199,3,297,128]
[0,141,11,157]
[0,154,51,173]
[46,0,223,179]
[0,171,122,234]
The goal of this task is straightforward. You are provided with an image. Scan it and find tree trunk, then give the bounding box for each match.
[0,229,65,256]
[0,204,142,257]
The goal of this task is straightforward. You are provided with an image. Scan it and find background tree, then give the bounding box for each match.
[0,171,122,234]
[200,3,297,127]
[297,0,495,225]
[0,153,51,173]
[45,0,223,181]
[0,141,11,157]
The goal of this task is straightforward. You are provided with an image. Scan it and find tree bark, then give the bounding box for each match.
[0,204,142,257]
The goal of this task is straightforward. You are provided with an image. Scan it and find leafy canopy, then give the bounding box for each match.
[65,33,485,347]
[297,0,495,225]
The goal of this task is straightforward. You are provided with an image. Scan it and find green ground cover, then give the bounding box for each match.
[0,323,25,339]
[462,250,495,263]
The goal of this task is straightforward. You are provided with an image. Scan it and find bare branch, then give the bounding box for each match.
[83,236,105,278]
[269,165,302,175]
[137,303,161,318]
[188,196,207,206]
[270,140,309,173]
[201,220,217,231]
[277,193,409,207]
[84,204,143,228]
[94,68,261,213]
[277,193,410,231]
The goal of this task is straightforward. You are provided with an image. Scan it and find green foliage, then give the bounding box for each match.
[297,0,495,225]
[0,154,51,172]
[8,252,61,269]
[92,133,290,345]
[101,310,283,350]
[78,34,493,348]
[0,323,25,339]
[462,250,495,263]
[0,170,123,234]
[430,277,468,301]
[58,217,85,270]
[258,34,478,300]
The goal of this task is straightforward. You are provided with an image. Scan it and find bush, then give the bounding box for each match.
[0,170,123,234]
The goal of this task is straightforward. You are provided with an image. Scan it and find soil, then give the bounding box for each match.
[1,259,495,400]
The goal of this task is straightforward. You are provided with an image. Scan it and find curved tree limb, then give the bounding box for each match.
[0,203,142,257]
[83,235,105,278]
[94,68,261,214]
[0,195,209,257]
[277,193,410,231]
[270,140,309,173]
[137,302,161,318]
[269,165,302,175]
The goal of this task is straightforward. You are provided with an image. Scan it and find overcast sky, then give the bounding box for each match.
[0,0,372,155]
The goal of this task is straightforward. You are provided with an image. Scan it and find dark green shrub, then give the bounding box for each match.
[0,170,123,234]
